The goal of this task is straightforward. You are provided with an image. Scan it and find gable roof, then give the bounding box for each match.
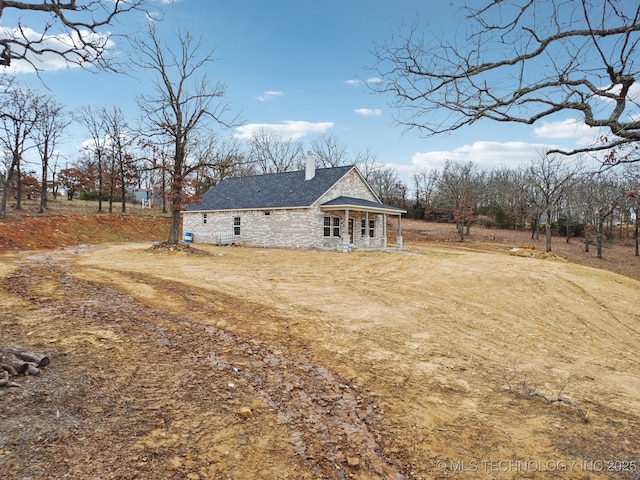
[185,165,356,211]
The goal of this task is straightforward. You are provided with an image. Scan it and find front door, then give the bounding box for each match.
[348,218,354,243]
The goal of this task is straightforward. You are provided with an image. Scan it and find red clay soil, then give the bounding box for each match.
[0,214,171,252]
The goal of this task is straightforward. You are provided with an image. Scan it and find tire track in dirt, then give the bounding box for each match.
[2,256,409,479]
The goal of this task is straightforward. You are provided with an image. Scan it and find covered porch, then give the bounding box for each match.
[320,196,406,251]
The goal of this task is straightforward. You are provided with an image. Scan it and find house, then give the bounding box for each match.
[181,157,406,250]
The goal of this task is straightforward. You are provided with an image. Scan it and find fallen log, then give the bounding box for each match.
[0,349,49,387]
[2,349,49,367]
[0,352,30,375]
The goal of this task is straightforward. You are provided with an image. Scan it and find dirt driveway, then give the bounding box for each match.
[1,239,639,479]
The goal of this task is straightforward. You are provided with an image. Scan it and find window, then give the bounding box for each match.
[233,216,241,236]
[324,216,341,237]
[333,217,340,237]
[203,213,207,224]
[264,211,270,216]
[361,219,366,237]
[369,219,375,238]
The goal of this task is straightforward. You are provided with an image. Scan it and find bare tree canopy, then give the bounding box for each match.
[370,0,640,163]
[0,0,146,71]
[248,129,304,174]
[133,23,239,244]
[309,133,349,167]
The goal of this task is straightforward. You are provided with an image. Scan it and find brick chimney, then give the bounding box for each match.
[305,153,315,181]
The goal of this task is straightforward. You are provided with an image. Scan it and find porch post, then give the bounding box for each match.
[345,208,350,251]
[383,213,387,248]
[365,211,370,248]
[397,214,403,248]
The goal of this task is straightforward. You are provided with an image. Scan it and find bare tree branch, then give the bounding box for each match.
[0,0,148,72]
[369,0,640,162]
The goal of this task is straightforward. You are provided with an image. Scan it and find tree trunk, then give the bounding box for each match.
[15,164,22,210]
[40,143,49,214]
[597,216,604,259]
[585,226,590,253]
[97,150,103,212]
[120,155,127,214]
[167,143,184,245]
[545,208,552,253]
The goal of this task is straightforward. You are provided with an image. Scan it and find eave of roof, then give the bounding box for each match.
[320,196,406,214]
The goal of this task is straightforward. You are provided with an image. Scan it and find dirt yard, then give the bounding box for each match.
[1,212,639,479]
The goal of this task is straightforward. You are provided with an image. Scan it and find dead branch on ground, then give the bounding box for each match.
[501,364,588,422]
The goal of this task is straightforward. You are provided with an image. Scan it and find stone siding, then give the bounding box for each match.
[316,169,378,204]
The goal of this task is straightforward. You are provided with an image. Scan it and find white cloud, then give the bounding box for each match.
[628,82,640,101]
[411,141,554,170]
[0,26,113,73]
[234,120,334,140]
[258,90,284,102]
[533,118,599,144]
[344,77,383,86]
[355,108,382,117]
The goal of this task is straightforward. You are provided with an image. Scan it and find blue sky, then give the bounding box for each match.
[5,0,602,183]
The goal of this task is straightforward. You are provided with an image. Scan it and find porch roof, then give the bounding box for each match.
[320,196,406,215]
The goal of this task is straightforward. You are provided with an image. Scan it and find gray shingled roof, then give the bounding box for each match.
[184,165,356,211]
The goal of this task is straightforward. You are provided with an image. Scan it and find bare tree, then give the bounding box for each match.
[528,153,581,253]
[133,23,238,244]
[73,105,108,211]
[0,0,147,72]
[248,129,304,174]
[0,83,40,218]
[353,148,378,175]
[622,164,640,256]
[33,95,70,213]
[309,133,350,167]
[435,160,482,241]
[370,1,640,164]
[578,171,621,259]
[101,106,135,213]
[190,133,247,193]
[359,158,406,207]
[412,167,439,219]
[485,167,531,230]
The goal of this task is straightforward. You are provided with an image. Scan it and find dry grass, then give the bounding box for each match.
[400,219,640,281]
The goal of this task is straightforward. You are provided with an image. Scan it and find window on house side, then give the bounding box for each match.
[369,219,375,238]
[203,213,207,224]
[361,219,366,236]
[233,216,241,236]
[333,217,340,237]
[323,216,331,237]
